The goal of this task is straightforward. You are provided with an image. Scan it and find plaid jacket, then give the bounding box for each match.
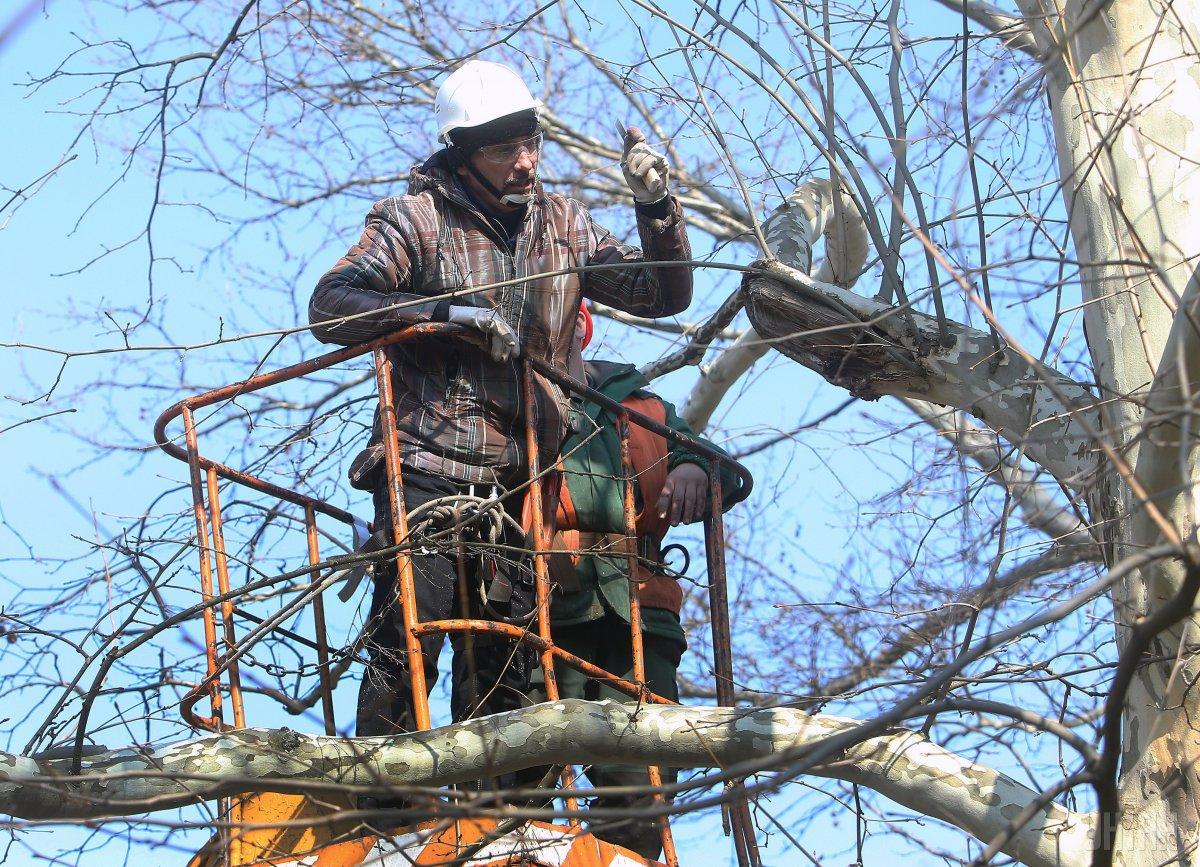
[309,151,693,484]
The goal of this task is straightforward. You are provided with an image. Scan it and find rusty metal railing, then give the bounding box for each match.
[153,323,758,867]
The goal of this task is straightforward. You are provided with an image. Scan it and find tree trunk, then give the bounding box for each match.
[1016,1,1200,860]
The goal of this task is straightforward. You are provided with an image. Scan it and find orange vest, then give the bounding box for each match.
[550,395,683,615]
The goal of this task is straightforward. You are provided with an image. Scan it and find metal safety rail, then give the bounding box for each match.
[154,323,759,867]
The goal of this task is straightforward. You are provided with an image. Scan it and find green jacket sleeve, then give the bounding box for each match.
[646,392,751,512]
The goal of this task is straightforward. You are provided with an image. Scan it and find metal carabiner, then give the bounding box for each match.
[657,542,691,578]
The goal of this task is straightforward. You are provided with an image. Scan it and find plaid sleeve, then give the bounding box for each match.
[309,198,440,346]
[581,196,693,317]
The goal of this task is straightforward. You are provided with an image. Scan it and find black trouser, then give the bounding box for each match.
[356,469,537,738]
[530,612,685,859]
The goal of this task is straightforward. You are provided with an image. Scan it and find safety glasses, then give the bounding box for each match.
[475,133,543,165]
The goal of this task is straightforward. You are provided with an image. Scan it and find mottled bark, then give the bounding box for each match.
[1013,1,1200,862]
[1113,269,1200,864]
[683,179,1096,556]
[0,700,1095,867]
[687,174,1100,493]
[743,258,1100,491]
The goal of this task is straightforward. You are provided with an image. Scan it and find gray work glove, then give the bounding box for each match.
[446,305,519,362]
[620,126,670,204]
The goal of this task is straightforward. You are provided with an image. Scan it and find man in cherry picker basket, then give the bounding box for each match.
[309,58,694,772]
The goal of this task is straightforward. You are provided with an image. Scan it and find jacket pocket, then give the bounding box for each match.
[348,442,386,491]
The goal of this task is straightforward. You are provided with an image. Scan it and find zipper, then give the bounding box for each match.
[440,181,517,253]
[443,358,460,406]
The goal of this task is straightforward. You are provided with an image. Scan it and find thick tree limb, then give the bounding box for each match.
[680,177,867,430]
[0,700,1094,867]
[679,327,769,431]
[682,179,1100,502]
[743,259,1100,490]
[902,397,1091,543]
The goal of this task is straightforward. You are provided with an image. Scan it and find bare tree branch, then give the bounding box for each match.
[901,397,1091,543]
[0,699,1095,867]
[933,0,1040,58]
[744,258,1100,489]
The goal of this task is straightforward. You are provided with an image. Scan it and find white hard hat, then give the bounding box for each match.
[435,60,543,144]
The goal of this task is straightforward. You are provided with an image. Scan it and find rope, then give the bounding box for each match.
[403,491,536,626]
[406,492,512,549]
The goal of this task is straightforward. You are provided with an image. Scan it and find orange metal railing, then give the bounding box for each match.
[151,323,759,867]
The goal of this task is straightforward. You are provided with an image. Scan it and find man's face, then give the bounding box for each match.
[459,133,542,212]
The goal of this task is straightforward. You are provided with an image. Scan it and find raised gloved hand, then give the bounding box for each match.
[446,305,519,362]
[620,126,670,204]
[657,461,709,526]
